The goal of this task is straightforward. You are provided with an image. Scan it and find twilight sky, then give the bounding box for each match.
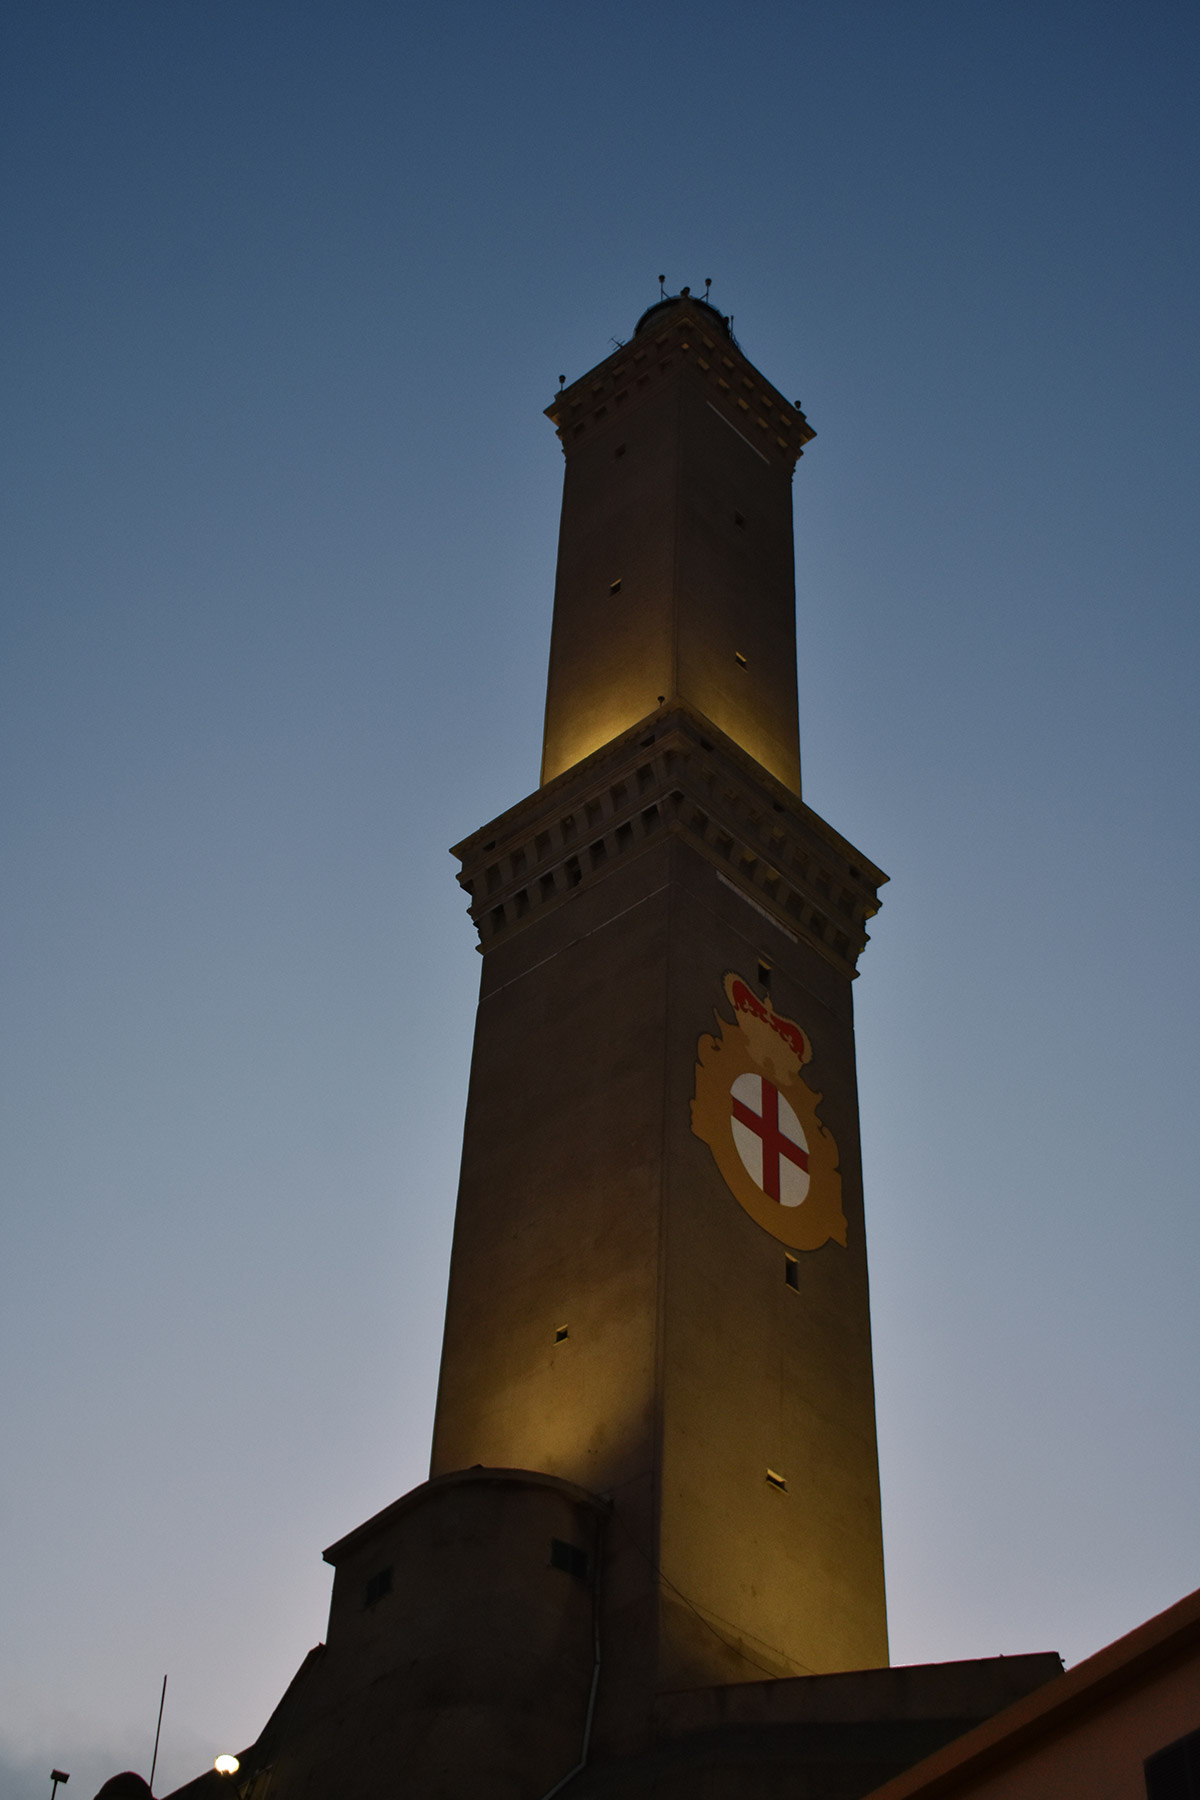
[2,3,1198,1794]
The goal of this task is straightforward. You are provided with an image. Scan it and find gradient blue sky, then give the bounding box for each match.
[3,3,1198,1794]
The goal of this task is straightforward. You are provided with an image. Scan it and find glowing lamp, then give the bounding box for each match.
[213,1756,240,1776]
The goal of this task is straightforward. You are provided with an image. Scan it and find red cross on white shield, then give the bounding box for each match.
[730,1072,810,1207]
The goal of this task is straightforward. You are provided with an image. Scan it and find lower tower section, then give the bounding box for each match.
[432,703,889,1753]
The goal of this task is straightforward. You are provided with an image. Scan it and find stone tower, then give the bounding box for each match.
[163,290,937,1800]
[430,289,889,1747]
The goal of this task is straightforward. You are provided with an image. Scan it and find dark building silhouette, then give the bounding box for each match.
[148,292,1085,1800]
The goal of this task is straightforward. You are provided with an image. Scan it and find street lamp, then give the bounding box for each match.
[214,1756,240,1777]
[50,1774,70,1800]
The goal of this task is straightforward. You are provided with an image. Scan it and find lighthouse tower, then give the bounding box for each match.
[155,293,1062,1800]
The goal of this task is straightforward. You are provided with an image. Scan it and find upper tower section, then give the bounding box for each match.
[541,289,815,796]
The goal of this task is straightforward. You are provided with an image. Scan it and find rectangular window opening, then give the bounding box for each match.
[565,856,582,888]
[589,841,607,869]
[364,1566,393,1608]
[1145,1724,1200,1799]
[785,1257,799,1292]
[758,961,772,990]
[540,872,556,900]
[554,1324,569,1343]
[609,578,622,594]
[550,1538,589,1581]
[766,1469,788,1493]
[735,651,747,667]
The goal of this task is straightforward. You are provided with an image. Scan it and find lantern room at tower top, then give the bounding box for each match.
[541,288,816,795]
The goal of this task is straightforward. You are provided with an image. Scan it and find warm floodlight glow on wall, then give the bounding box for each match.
[214,1755,240,1775]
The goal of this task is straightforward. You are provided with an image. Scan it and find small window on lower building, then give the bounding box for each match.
[1145,1725,1200,1798]
[550,1538,589,1580]
[364,1566,393,1608]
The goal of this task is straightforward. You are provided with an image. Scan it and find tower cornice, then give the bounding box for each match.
[545,299,816,473]
[453,704,886,979]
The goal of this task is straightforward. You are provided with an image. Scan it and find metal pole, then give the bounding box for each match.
[149,1674,168,1792]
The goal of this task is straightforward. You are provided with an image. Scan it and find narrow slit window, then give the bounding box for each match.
[757,961,772,990]
[735,651,747,667]
[364,1566,393,1608]
[610,578,622,594]
[766,1469,788,1493]
[554,1324,569,1343]
[785,1256,799,1292]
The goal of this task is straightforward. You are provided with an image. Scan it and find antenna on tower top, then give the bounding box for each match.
[704,277,712,302]
[658,274,666,298]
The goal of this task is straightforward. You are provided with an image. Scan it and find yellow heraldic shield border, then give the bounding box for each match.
[691,972,847,1251]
